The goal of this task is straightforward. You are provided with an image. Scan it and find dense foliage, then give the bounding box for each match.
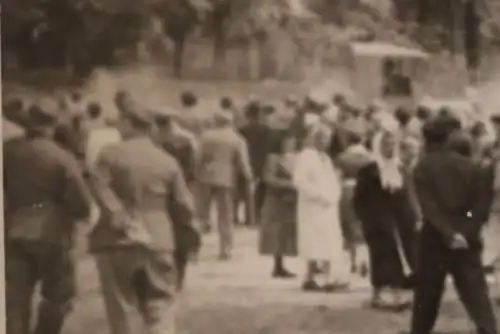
[2,0,496,78]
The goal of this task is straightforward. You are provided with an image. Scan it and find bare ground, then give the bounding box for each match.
[61,227,500,334]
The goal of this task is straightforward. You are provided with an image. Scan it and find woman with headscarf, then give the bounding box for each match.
[294,123,350,292]
[259,133,298,278]
[353,118,417,310]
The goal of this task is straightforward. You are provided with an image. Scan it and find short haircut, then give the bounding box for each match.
[220,97,233,109]
[87,102,102,120]
[395,107,412,126]
[181,91,197,107]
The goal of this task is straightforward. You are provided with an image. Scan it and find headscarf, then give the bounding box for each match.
[302,123,332,149]
[371,129,403,192]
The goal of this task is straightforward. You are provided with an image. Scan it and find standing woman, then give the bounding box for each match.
[354,122,417,310]
[294,124,350,292]
[259,133,298,278]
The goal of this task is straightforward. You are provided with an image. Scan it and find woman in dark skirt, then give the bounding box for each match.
[259,133,298,278]
[354,121,417,310]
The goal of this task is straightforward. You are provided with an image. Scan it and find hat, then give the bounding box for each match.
[27,97,60,127]
[490,113,500,124]
[153,108,180,120]
[121,104,153,127]
[214,110,234,125]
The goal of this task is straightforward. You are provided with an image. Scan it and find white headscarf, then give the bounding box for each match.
[371,130,403,192]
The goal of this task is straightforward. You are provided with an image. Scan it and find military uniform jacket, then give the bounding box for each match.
[3,136,92,245]
[197,127,252,188]
[89,136,194,252]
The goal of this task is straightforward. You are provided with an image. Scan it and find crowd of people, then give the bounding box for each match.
[3,87,500,334]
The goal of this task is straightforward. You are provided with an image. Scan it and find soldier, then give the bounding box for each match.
[4,98,93,334]
[152,108,200,290]
[89,103,195,334]
[198,111,253,259]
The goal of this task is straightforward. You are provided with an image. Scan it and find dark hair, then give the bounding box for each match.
[422,118,451,145]
[395,107,412,127]
[346,132,363,146]
[71,91,83,102]
[333,94,345,105]
[181,91,197,107]
[469,121,485,138]
[220,97,233,110]
[416,106,431,121]
[87,102,102,120]
[245,101,261,119]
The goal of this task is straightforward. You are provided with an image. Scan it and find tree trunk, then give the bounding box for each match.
[212,21,226,75]
[173,36,186,78]
[464,0,481,76]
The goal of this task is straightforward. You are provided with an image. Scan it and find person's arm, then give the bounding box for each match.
[170,163,195,218]
[61,154,93,221]
[237,138,254,183]
[90,146,127,228]
[353,165,369,219]
[470,161,495,226]
[263,155,294,189]
[413,164,458,241]
[406,169,423,223]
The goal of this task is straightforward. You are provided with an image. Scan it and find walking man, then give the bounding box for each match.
[89,103,194,334]
[198,111,253,259]
[4,98,93,334]
[410,115,498,334]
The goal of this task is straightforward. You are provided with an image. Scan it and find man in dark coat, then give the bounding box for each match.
[4,98,93,334]
[152,108,200,290]
[238,101,275,225]
[410,115,498,334]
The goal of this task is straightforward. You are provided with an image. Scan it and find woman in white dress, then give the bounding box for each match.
[294,123,350,292]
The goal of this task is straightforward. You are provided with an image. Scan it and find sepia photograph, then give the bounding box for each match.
[2,0,500,333]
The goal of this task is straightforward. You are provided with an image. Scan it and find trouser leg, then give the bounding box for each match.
[216,187,234,257]
[410,227,448,334]
[137,252,177,334]
[5,241,37,334]
[174,250,188,291]
[198,184,213,232]
[450,246,498,334]
[254,180,266,224]
[34,246,75,334]
[95,251,143,334]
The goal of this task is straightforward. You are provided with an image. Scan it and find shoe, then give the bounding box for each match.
[218,253,231,261]
[302,280,322,292]
[323,282,350,293]
[273,269,296,279]
[359,262,369,278]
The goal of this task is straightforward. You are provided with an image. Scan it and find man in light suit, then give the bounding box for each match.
[198,111,253,259]
[89,102,195,334]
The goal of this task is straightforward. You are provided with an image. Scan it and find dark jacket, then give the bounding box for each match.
[4,136,92,245]
[414,147,494,244]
